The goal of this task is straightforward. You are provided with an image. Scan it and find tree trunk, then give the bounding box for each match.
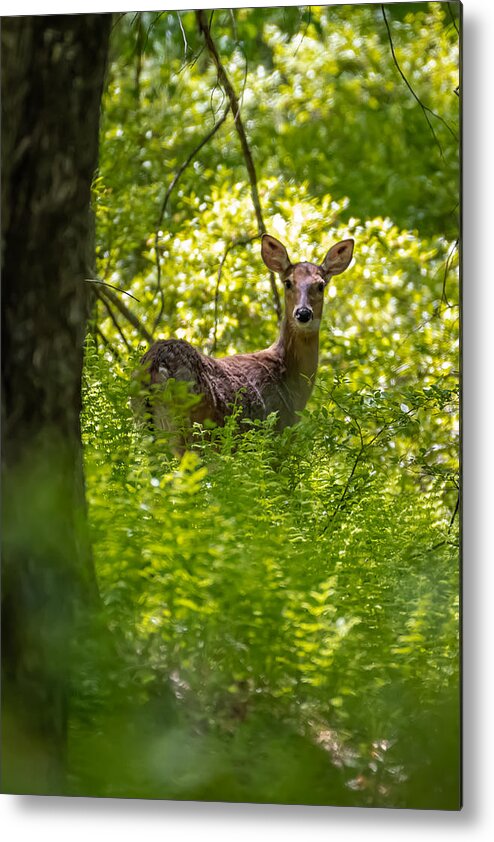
[1,13,111,795]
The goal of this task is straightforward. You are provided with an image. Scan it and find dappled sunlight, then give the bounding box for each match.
[79,2,460,808]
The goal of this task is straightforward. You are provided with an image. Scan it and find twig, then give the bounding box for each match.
[141,12,166,55]
[84,278,141,303]
[427,491,460,552]
[429,539,446,552]
[134,14,144,101]
[176,12,189,59]
[177,44,205,75]
[229,8,238,42]
[196,9,282,322]
[328,391,365,449]
[293,7,312,56]
[320,413,390,535]
[438,238,459,310]
[153,104,230,332]
[95,288,133,352]
[381,5,458,159]
[111,12,127,34]
[238,43,249,111]
[388,243,459,360]
[212,234,259,352]
[99,286,153,344]
[320,447,365,535]
[449,491,459,530]
[392,304,457,361]
[157,110,229,232]
[447,2,460,36]
[210,79,226,120]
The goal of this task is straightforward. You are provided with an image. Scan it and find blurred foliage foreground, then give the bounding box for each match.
[77,4,459,809]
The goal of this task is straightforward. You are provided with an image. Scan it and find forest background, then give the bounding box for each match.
[2,1,460,813]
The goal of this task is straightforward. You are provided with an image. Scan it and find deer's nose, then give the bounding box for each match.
[295,307,313,323]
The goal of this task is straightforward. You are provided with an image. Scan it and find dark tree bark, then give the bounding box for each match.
[1,14,111,794]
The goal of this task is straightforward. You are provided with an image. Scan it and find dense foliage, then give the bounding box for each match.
[79,3,460,808]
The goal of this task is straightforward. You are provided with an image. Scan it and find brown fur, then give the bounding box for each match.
[136,234,354,442]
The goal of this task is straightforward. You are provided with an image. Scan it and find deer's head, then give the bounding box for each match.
[261,234,354,332]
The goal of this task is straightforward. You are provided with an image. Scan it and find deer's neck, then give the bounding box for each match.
[274,318,320,394]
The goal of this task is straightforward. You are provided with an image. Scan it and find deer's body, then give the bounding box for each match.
[137,234,354,443]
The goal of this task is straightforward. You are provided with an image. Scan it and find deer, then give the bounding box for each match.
[135,233,354,449]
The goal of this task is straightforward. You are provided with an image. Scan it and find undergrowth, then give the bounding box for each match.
[77,339,459,808]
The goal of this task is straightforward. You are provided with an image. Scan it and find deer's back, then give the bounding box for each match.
[143,339,210,389]
[139,339,292,428]
[139,339,216,423]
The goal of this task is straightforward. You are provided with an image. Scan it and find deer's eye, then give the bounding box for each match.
[284,279,292,290]
[317,281,325,292]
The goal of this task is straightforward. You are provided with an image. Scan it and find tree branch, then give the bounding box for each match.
[320,446,365,534]
[99,285,153,344]
[153,103,231,332]
[447,2,459,36]
[449,491,459,530]
[84,278,141,303]
[95,288,133,352]
[293,7,312,56]
[381,5,458,159]
[319,405,390,535]
[176,12,190,60]
[212,234,259,352]
[196,9,282,322]
[438,238,459,311]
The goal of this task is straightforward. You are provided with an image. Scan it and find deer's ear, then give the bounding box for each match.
[261,234,292,274]
[320,239,354,279]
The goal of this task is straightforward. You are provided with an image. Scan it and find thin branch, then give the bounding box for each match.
[84,278,141,303]
[449,491,459,530]
[438,238,459,311]
[428,540,447,552]
[319,407,391,535]
[212,234,259,352]
[381,5,458,158]
[196,10,260,217]
[134,14,144,101]
[386,243,459,362]
[177,44,205,75]
[447,2,460,36]
[157,107,230,232]
[427,490,460,553]
[196,9,282,322]
[229,8,238,42]
[320,447,365,535]
[176,12,189,59]
[153,104,230,332]
[238,43,249,110]
[293,6,312,56]
[328,391,365,449]
[210,79,226,120]
[391,304,458,363]
[141,12,166,54]
[111,12,128,34]
[99,286,154,344]
[95,288,133,352]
